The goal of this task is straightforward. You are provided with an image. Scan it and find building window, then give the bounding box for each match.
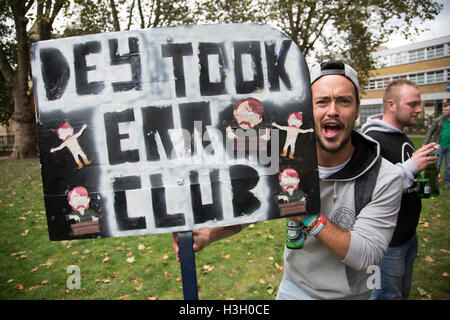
[435,70,444,82]
[360,105,383,126]
[426,70,444,84]
[416,73,425,84]
[408,48,425,62]
[366,79,376,90]
[409,73,425,85]
[427,44,444,59]
[393,52,407,65]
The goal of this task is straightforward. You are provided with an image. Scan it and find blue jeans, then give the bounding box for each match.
[370,233,418,300]
[437,146,450,186]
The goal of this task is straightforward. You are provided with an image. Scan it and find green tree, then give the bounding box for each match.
[199,0,442,88]
[266,0,442,89]
[0,0,66,159]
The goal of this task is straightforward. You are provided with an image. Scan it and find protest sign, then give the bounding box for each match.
[31,24,320,240]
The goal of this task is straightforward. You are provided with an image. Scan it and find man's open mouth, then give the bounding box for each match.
[323,122,343,139]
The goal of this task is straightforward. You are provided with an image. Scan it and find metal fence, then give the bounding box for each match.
[0,135,14,152]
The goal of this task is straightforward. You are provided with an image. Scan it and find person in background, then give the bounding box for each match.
[424,102,450,188]
[362,79,438,300]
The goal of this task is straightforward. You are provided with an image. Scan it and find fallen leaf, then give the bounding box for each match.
[103,279,111,283]
[28,285,42,291]
[15,284,24,290]
[442,272,448,277]
[6,279,13,284]
[163,255,169,260]
[422,222,430,228]
[424,256,435,264]
[440,249,450,254]
[10,251,26,256]
[202,265,214,273]
[148,296,158,300]
[223,254,230,259]
[138,244,146,251]
[41,280,48,285]
[275,262,284,271]
[21,229,29,236]
[417,287,426,296]
[259,279,266,284]
[31,267,39,272]
[127,256,135,264]
[19,217,26,221]
[102,257,110,263]
[40,259,53,267]
[118,295,129,300]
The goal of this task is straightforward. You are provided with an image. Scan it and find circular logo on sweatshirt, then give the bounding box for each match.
[331,207,355,230]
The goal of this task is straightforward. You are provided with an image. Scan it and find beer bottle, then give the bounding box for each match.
[426,148,440,198]
[286,219,306,249]
[417,170,429,199]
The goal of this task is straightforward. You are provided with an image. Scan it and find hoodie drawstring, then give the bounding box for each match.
[333,182,338,203]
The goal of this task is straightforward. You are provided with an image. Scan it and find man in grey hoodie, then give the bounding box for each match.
[362,79,438,300]
[173,61,404,299]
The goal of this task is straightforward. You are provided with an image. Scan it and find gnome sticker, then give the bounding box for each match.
[272,112,313,159]
[50,122,91,169]
[276,168,307,216]
[225,97,271,141]
[66,186,101,236]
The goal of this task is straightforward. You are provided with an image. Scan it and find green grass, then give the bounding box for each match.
[0,158,285,300]
[0,139,449,299]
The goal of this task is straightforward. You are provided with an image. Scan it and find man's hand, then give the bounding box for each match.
[412,143,439,171]
[172,225,241,262]
[172,229,212,262]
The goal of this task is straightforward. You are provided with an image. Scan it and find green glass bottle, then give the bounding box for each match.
[417,170,429,199]
[286,219,306,249]
[426,149,440,198]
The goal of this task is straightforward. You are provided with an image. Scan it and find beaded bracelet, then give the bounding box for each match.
[301,215,319,233]
[301,215,317,230]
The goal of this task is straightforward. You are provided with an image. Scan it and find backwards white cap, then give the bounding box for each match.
[310,61,360,95]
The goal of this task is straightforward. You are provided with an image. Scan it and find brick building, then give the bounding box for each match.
[360,35,450,127]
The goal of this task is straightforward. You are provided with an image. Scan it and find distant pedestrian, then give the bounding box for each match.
[424,102,450,188]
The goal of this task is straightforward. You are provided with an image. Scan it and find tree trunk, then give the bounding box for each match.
[10,0,37,159]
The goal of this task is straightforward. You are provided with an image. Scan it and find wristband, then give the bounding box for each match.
[301,215,317,229]
[309,214,327,236]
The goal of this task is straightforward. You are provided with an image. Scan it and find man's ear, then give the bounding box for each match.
[386,99,396,113]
